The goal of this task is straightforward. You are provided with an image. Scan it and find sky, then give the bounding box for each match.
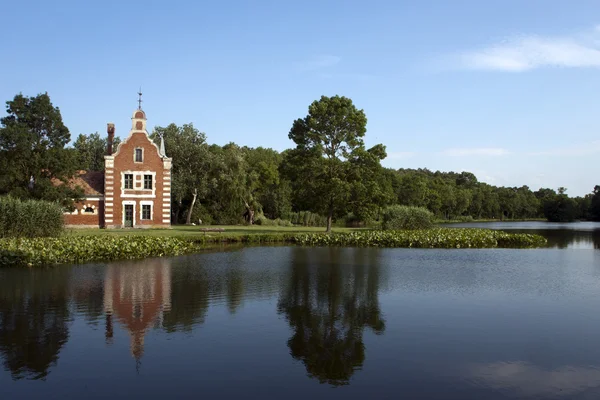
[1,0,599,196]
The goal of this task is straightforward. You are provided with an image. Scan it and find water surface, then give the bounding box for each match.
[1,240,600,399]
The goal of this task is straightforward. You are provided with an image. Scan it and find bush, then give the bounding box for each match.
[0,196,64,238]
[254,214,293,226]
[287,211,327,227]
[381,205,434,230]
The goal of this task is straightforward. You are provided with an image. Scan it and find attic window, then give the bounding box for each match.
[135,148,143,162]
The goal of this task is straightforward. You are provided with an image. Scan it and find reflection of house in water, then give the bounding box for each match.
[103,259,171,365]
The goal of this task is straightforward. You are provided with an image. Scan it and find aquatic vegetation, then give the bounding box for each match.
[0,236,198,267]
[0,228,547,267]
[292,229,547,249]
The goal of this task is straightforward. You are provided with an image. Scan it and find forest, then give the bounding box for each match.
[1,92,599,227]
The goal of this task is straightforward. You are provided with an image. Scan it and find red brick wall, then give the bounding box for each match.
[64,199,104,227]
[104,116,171,228]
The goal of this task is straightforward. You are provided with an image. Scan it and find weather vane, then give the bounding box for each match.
[137,88,143,110]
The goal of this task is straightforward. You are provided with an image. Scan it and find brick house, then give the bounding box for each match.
[63,107,172,228]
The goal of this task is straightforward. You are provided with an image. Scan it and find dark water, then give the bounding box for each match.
[1,229,600,399]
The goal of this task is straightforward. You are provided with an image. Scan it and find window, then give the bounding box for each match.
[124,174,133,189]
[135,148,143,162]
[84,206,94,213]
[143,174,152,190]
[142,204,151,220]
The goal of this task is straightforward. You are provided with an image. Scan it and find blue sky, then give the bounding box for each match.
[2,0,599,196]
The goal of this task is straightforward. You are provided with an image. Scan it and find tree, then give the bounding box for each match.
[0,93,80,206]
[590,186,600,221]
[151,123,211,225]
[72,132,121,171]
[288,95,373,232]
[543,188,578,222]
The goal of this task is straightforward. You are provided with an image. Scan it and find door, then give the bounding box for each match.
[124,204,134,227]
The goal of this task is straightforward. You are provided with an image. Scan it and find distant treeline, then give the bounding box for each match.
[1,92,599,226]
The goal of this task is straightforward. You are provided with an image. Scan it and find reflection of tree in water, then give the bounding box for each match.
[277,248,385,386]
[0,269,71,380]
[161,258,210,333]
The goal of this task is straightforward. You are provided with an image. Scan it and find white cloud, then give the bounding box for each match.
[442,147,510,157]
[528,140,600,156]
[455,26,600,71]
[295,55,341,71]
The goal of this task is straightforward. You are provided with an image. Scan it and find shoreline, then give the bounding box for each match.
[0,228,547,268]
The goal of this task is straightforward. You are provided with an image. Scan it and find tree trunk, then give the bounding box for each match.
[242,198,255,225]
[326,202,334,233]
[186,188,197,225]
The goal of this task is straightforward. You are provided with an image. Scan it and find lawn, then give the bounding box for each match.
[64,224,358,238]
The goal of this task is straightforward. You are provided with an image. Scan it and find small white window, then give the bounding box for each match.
[142,204,151,220]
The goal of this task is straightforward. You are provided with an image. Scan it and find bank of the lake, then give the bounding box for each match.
[0,228,547,267]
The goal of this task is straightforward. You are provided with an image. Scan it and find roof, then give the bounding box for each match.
[53,170,105,196]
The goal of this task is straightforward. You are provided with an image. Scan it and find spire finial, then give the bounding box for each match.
[137,88,143,110]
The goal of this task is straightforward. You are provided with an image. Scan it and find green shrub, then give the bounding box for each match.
[255,214,293,227]
[287,211,327,227]
[0,196,64,238]
[382,205,434,230]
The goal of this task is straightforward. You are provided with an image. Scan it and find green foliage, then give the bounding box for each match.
[72,132,121,171]
[287,95,387,231]
[0,236,198,267]
[254,214,293,227]
[0,196,64,238]
[381,205,434,230]
[0,93,80,206]
[293,229,547,249]
[287,211,327,227]
[590,186,600,221]
[542,189,578,222]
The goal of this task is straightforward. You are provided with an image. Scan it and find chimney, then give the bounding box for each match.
[107,123,115,155]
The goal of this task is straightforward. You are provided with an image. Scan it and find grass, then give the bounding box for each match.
[64,224,357,238]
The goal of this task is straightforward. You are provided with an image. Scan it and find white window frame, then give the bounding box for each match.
[134,147,144,163]
[122,200,136,227]
[123,173,134,190]
[143,174,153,190]
[140,201,153,221]
[121,171,156,198]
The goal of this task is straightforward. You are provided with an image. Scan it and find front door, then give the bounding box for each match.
[124,204,134,227]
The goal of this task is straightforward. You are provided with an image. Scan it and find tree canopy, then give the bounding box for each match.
[0,91,596,226]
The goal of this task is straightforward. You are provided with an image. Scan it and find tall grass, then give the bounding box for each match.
[0,196,64,238]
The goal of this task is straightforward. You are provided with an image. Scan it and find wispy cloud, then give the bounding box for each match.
[454,25,600,72]
[442,147,510,157]
[295,55,341,72]
[528,140,600,156]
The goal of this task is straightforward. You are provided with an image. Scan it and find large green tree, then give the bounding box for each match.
[72,132,121,171]
[288,95,378,232]
[151,123,211,224]
[0,93,80,206]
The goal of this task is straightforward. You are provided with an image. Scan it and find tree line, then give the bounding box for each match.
[1,92,599,227]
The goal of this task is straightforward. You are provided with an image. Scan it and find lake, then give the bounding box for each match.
[1,222,600,399]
